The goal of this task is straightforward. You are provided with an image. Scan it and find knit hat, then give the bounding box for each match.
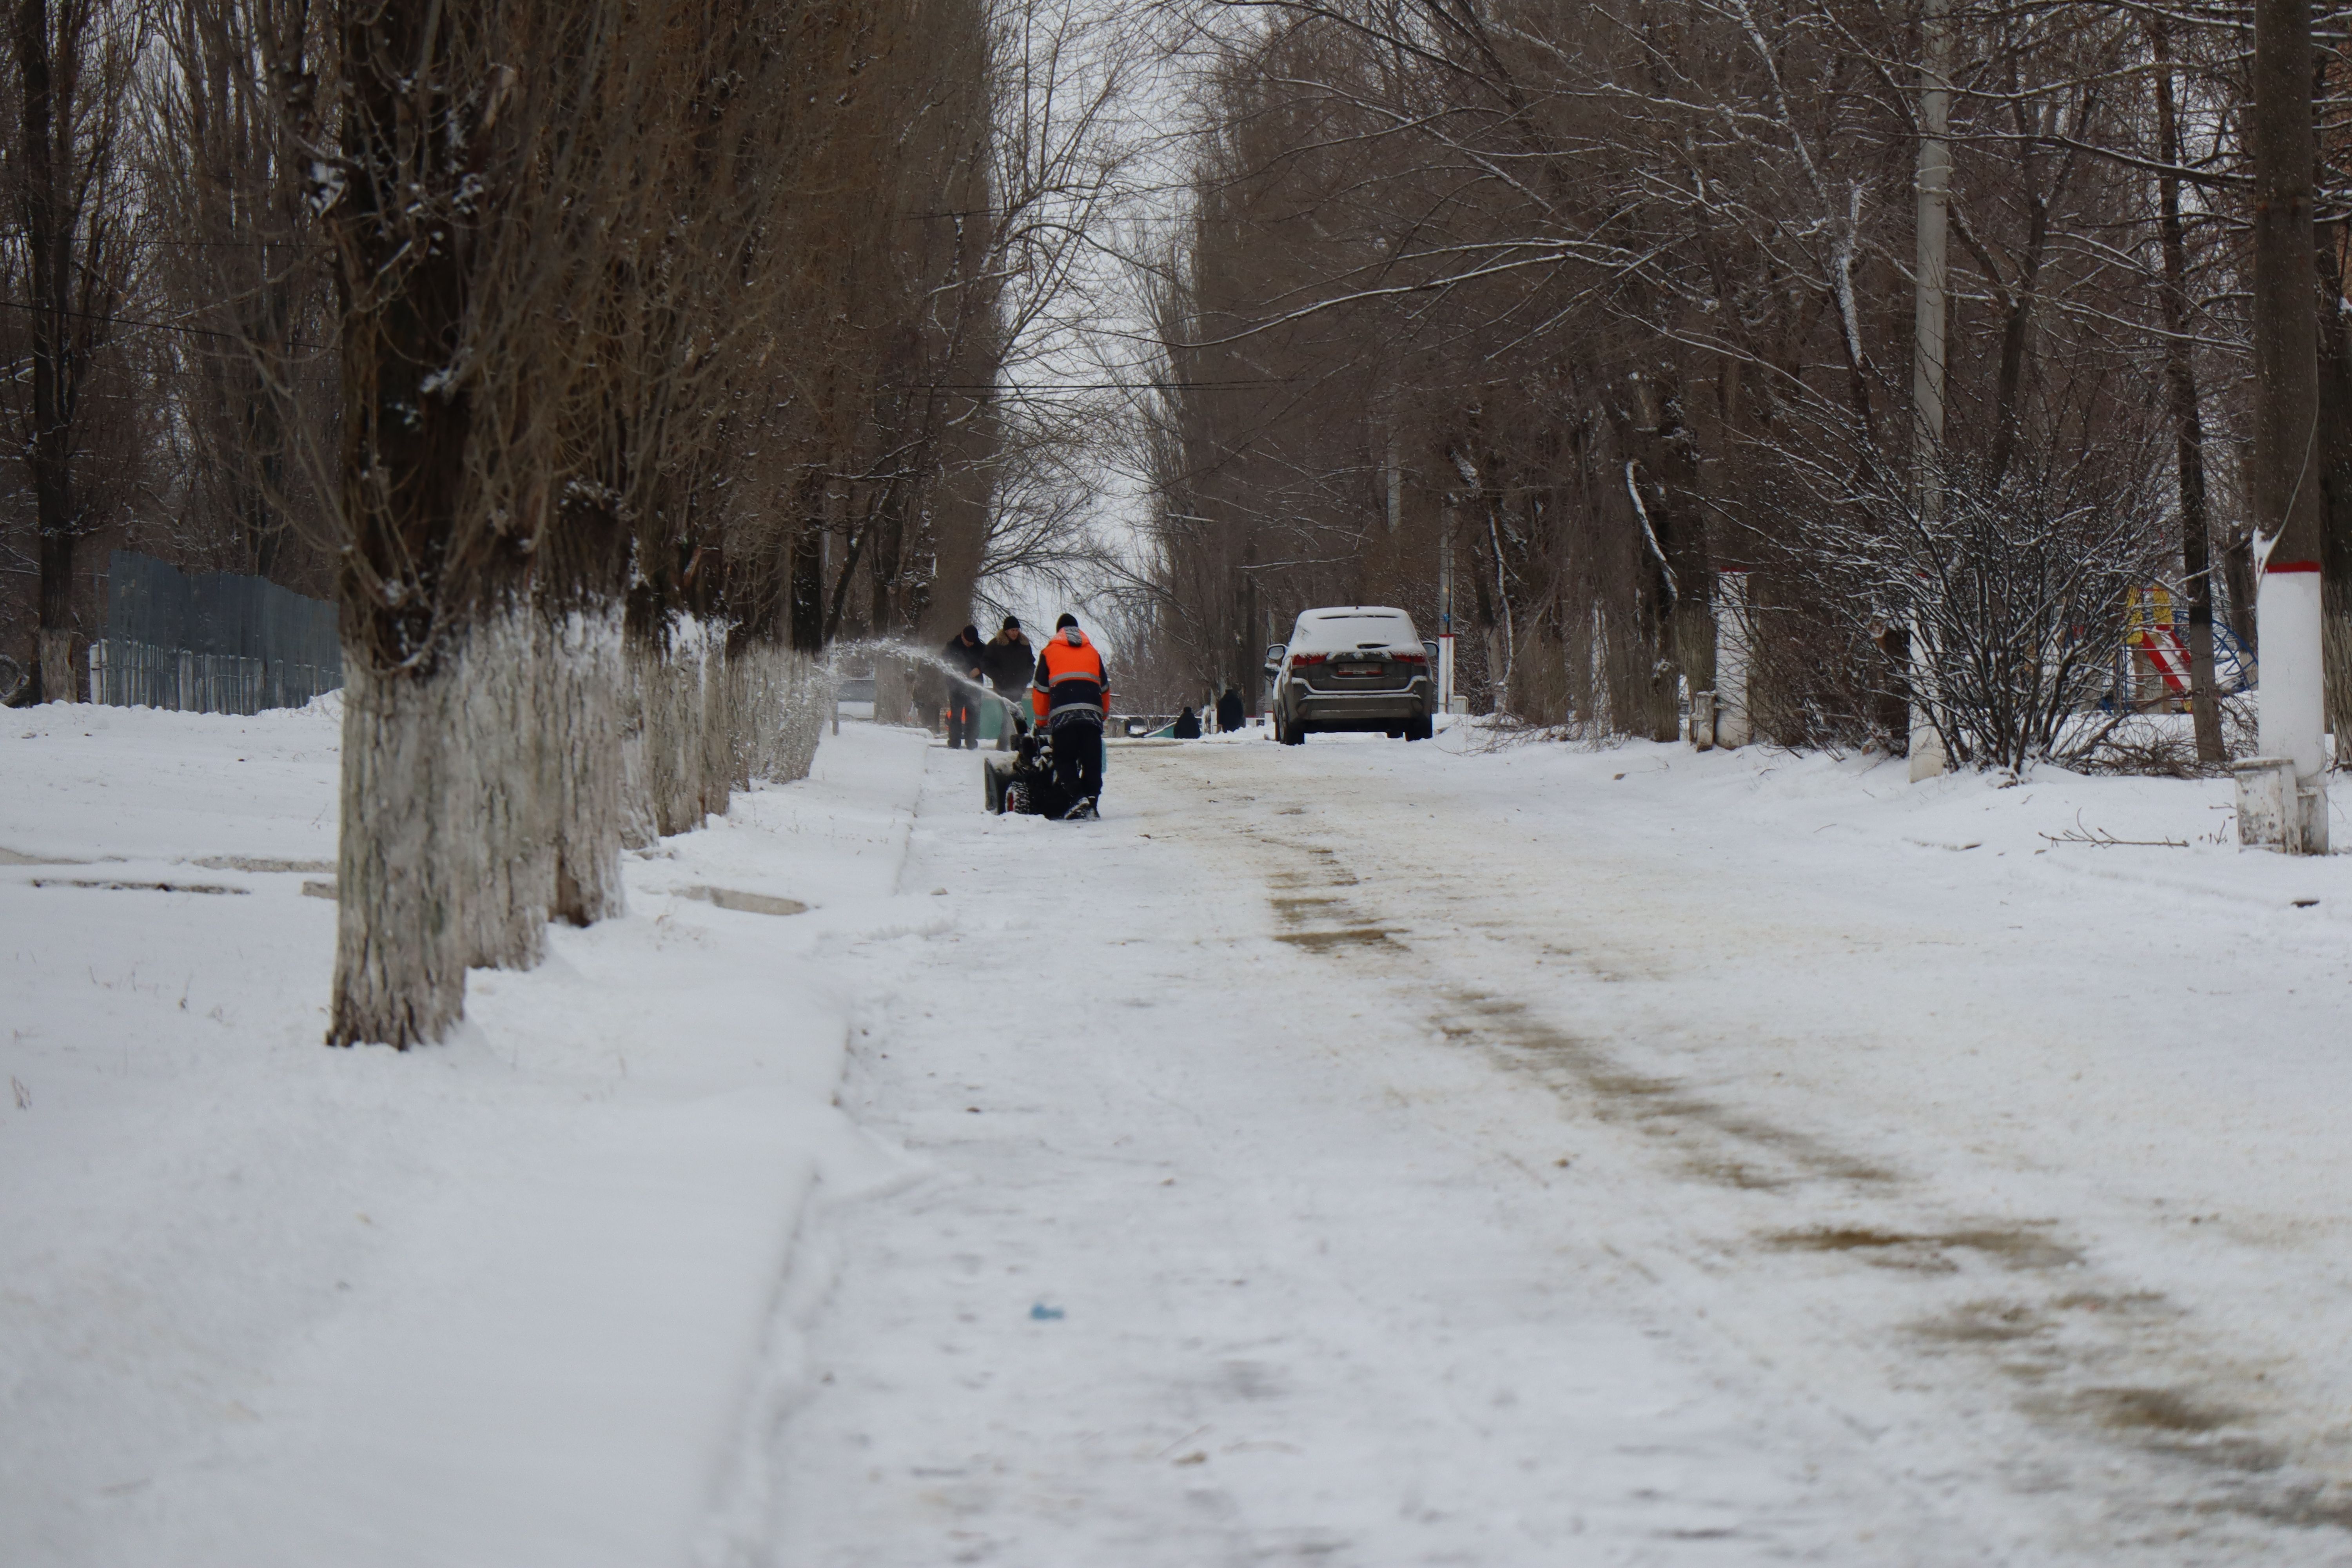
[1002,615,1022,631]
[960,624,979,641]
[1055,613,1079,630]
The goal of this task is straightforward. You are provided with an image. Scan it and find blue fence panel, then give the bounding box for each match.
[93,551,341,714]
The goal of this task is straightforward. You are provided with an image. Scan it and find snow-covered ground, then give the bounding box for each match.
[2,702,928,1567]
[8,707,2352,1564]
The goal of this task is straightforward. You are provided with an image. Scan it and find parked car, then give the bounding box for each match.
[1262,606,1435,744]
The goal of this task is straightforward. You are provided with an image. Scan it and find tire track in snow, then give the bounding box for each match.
[767,744,2012,1565]
[1143,743,2352,1560]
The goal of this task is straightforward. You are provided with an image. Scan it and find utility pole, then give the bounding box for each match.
[1909,0,1953,781]
[1433,497,1460,713]
[2239,0,2332,850]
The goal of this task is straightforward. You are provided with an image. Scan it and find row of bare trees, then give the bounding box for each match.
[1122,0,2352,769]
[1,0,1126,1043]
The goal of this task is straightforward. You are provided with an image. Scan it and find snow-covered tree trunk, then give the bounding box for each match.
[335,607,814,1046]
[37,629,72,704]
[457,607,555,973]
[546,608,627,926]
[331,649,475,1049]
[619,622,824,846]
[323,0,491,1045]
[1714,572,1753,748]
[624,628,703,842]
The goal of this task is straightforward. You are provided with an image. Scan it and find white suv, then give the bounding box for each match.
[1263,606,1436,744]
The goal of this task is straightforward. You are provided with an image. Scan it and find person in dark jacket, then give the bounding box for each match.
[1031,613,1108,816]
[1172,706,1201,739]
[982,616,1034,721]
[1216,687,1245,733]
[940,624,985,749]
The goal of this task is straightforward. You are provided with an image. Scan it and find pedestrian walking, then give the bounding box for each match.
[1173,706,1201,739]
[1216,686,1245,733]
[1031,613,1109,817]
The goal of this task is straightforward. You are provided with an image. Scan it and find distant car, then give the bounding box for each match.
[1263,606,1435,744]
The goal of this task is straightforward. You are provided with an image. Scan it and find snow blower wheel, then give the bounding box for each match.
[994,724,1082,819]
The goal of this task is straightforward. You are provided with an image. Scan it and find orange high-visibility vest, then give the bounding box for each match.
[1032,629,1109,723]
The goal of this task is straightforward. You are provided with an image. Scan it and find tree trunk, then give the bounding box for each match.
[789,520,826,655]
[18,0,76,703]
[458,608,553,973]
[1615,374,1713,741]
[2221,524,2260,651]
[2314,231,2352,759]
[36,624,71,704]
[2328,546,2352,759]
[548,608,627,926]
[332,652,472,1049]
[2152,18,2225,762]
[325,0,490,1045]
[2320,215,2352,757]
[1236,544,1260,713]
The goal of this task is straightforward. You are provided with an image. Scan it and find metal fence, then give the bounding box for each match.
[89,550,341,714]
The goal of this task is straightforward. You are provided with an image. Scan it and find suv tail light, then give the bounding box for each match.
[1392,651,1426,664]
[1289,652,1327,668]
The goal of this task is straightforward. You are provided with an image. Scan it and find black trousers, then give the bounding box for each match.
[945,691,976,748]
[1053,719,1102,804]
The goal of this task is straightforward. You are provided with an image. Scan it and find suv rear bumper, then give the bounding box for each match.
[1288,681,1431,728]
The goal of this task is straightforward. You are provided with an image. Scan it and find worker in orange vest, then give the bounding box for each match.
[1031,612,1109,818]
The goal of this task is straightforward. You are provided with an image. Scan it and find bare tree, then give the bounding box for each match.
[5,0,143,702]
[141,0,334,589]
[1126,0,2301,775]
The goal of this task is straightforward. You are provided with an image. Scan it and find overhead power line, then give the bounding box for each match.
[0,303,1298,397]
[0,296,322,352]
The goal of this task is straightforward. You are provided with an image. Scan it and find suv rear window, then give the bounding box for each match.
[1291,612,1416,653]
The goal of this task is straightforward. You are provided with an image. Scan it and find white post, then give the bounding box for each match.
[1909,0,1953,782]
[2244,563,2329,851]
[1437,499,1457,713]
[1715,570,1753,747]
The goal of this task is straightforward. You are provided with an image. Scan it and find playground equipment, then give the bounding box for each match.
[2212,622,2256,694]
[2121,586,2255,706]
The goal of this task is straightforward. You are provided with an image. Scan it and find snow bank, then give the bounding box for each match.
[0,704,931,1568]
[1418,723,2351,900]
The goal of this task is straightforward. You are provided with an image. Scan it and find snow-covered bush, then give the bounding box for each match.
[1762,440,2171,772]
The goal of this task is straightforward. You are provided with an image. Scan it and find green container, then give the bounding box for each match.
[976,690,1013,744]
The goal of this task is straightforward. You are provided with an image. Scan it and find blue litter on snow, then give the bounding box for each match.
[1030,1303,1065,1321]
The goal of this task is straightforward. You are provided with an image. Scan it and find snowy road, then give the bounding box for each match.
[753,731,2352,1566]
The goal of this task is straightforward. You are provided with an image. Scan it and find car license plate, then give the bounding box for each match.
[1338,662,1382,676]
